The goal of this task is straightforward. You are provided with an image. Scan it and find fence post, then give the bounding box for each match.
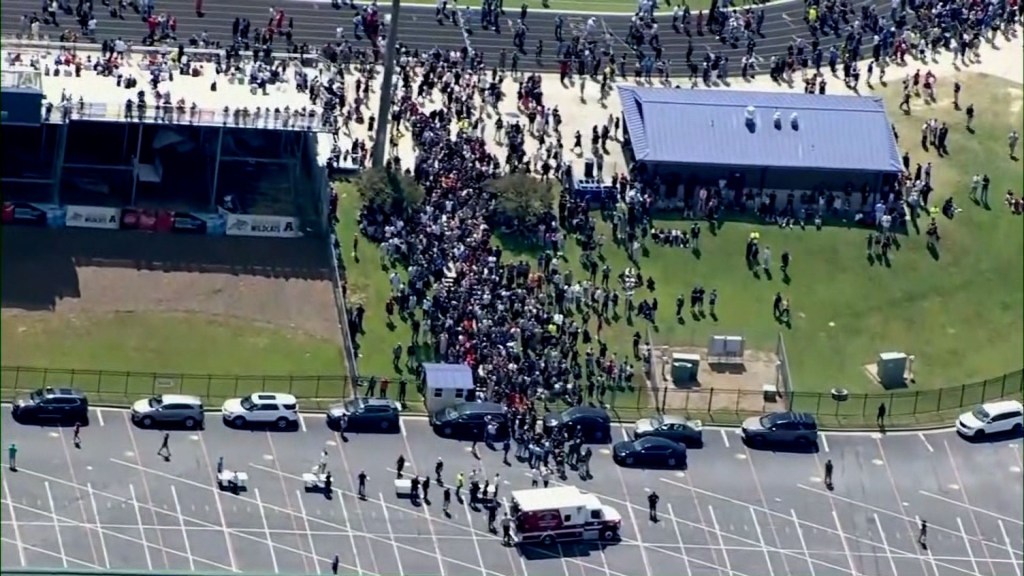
[938,386,944,410]
[913,390,919,413]
[861,394,868,417]
[959,383,965,409]
[707,388,715,413]
[14,366,21,389]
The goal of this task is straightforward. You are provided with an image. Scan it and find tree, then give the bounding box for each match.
[485,172,556,234]
[357,166,425,214]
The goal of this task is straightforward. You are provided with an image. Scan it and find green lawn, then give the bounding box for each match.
[339,72,1023,421]
[0,312,350,407]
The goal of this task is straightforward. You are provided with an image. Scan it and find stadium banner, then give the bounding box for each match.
[171,211,227,236]
[1,202,64,228]
[225,214,303,238]
[65,205,121,230]
[120,207,175,233]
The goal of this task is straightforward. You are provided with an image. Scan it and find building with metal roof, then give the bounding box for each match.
[617,86,903,196]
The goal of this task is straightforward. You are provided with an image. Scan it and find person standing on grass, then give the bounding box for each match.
[157,432,171,460]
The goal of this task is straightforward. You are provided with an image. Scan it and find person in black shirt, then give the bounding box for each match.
[648,491,660,522]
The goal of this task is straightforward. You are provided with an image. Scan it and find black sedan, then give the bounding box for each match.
[543,406,612,443]
[431,402,509,441]
[12,387,90,424]
[326,398,401,433]
[612,437,687,469]
[633,414,704,447]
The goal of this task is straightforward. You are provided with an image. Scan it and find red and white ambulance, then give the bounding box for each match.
[510,486,622,545]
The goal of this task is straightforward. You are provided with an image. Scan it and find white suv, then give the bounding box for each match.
[222,393,299,429]
[956,400,1024,439]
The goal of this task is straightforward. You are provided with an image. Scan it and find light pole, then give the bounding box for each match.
[371,0,401,168]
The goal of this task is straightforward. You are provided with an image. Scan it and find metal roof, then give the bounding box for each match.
[423,363,474,389]
[617,86,903,174]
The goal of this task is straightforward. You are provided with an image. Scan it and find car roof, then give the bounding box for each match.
[981,400,1024,414]
[457,401,504,413]
[658,414,693,425]
[359,398,400,408]
[37,387,85,398]
[251,392,298,404]
[157,394,203,405]
[564,406,610,420]
[634,436,680,448]
[769,411,816,423]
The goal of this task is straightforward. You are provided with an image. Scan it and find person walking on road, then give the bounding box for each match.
[396,454,406,478]
[422,475,431,503]
[157,432,171,460]
[918,519,928,549]
[648,491,660,522]
[331,554,340,575]
[501,512,513,546]
[455,471,465,500]
[824,459,834,490]
[73,422,82,449]
[876,403,886,428]
[443,486,452,515]
[357,470,368,499]
[8,443,17,471]
[435,457,444,484]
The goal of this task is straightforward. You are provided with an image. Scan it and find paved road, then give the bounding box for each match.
[1,0,871,73]
[1,405,1022,576]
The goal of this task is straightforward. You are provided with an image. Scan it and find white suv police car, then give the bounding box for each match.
[222,393,299,429]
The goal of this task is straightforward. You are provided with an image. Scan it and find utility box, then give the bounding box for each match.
[671,353,701,383]
[877,352,909,388]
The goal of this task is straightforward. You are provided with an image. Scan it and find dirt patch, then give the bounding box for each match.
[1,227,340,341]
[648,346,784,415]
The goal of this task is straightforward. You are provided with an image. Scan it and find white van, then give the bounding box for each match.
[956,400,1024,438]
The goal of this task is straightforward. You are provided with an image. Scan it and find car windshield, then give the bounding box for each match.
[971,406,991,421]
[444,407,458,419]
[240,396,257,411]
[650,414,665,426]
[29,390,43,402]
[759,413,782,428]
[149,396,163,409]
[344,399,363,412]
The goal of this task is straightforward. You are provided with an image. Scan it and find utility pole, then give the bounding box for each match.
[371,0,401,168]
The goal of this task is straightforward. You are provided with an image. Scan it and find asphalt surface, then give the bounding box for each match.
[1,0,867,73]
[2,404,1022,576]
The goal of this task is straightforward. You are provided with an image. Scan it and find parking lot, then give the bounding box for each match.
[1,405,1021,576]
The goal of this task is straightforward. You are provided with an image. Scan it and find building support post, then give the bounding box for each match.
[129,124,144,206]
[371,0,401,169]
[50,123,68,203]
[210,126,225,207]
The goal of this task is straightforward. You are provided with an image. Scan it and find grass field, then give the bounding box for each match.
[0,312,350,406]
[340,72,1023,406]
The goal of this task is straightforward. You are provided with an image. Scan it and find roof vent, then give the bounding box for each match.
[773,111,782,129]
[790,113,800,130]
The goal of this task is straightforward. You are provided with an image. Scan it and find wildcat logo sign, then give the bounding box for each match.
[225,214,303,238]
[64,205,121,230]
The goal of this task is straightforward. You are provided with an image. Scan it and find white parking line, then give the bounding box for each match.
[380,493,406,576]
[129,484,153,571]
[831,510,858,576]
[820,433,830,453]
[463,499,487,576]
[792,509,816,576]
[44,481,68,568]
[171,485,196,571]
[919,490,1024,525]
[296,490,321,572]
[254,489,279,574]
[707,505,734,575]
[3,477,26,566]
[872,513,897,576]
[298,413,308,432]
[957,517,981,576]
[667,503,693,576]
[94,408,105,427]
[400,420,408,438]
[87,483,110,569]
[999,520,1022,576]
[917,433,934,452]
[0,536,101,569]
[721,429,730,448]
[750,508,775,576]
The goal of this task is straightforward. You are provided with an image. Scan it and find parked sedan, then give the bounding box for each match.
[131,394,205,429]
[12,387,89,424]
[612,436,687,469]
[431,402,509,441]
[542,406,612,443]
[633,414,704,447]
[741,411,818,448]
[326,398,401,432]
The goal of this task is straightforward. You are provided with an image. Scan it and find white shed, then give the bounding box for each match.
[422,363,475,414]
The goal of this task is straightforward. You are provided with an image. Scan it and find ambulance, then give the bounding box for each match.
[509,486,622,545]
